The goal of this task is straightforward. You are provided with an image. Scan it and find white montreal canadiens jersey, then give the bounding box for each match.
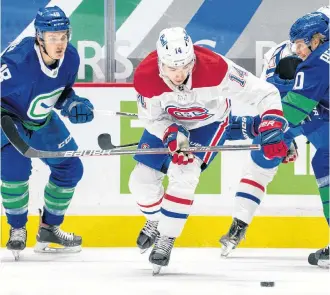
[260,40,294,80]
[134,46,282,139]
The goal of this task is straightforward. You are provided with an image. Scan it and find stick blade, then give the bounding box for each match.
[98,133,115,149]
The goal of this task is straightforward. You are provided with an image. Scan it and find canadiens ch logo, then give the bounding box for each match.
[165,106,214,121]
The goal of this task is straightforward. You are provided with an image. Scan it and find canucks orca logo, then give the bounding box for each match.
[166,106,214,121]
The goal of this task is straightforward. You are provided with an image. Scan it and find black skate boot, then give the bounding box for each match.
[149,235,175,275]
[308,245,329,269]
[6,226,27,261]
[34,223,82,253]
[220,218,248,257]
[137,220,159,254]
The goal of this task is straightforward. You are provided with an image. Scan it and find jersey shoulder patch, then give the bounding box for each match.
[133,51,171,98]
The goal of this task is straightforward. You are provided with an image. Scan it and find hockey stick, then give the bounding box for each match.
[95,110,139,149]
[1,115,261,159]
[98,133,138,149]
[94,109,138,118]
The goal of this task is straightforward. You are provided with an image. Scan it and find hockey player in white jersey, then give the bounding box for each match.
[129,27,289,274]
[220,8,330,269]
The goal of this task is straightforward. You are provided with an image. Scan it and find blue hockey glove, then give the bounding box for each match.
[228,115,259,140]
[60,96,94,124]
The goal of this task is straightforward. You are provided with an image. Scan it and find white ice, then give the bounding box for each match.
[0,248,328,295]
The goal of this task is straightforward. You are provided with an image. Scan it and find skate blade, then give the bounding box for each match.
[220,241,236,258]
[318,259,330,269]
[11,250,22,261]
[34,242,81,254]
[152,264,162,276]
[140,248,149,254]
[140,246,153,254]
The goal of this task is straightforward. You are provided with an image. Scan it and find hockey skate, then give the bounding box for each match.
[219,218,248,257]
[34,222,82,253]
[308,245,329,269]
[149,235,175,275]
[6,226,27,261]
[34,210,82,253]
[137,220,159,254]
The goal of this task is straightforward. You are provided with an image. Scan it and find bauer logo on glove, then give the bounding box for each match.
[259,112,289,160]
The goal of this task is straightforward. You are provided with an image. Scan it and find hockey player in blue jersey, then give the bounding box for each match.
[1,6,94,259]
[285,12,329,268]
[220,12,329,268]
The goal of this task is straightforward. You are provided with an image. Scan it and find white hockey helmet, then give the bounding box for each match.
[317,6,330,18]
[156,27,195,68]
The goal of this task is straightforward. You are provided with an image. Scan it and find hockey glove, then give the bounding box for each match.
[282,139,298,164]
[163,123,194,165]
[228,115,259,140]
[259,111,288,160]
[60,96,94,124]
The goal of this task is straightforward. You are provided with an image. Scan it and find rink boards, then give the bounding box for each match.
[0,84,327,248]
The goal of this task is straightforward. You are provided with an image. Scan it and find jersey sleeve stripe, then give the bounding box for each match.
[261,109,284,118]
[282,91,318,125]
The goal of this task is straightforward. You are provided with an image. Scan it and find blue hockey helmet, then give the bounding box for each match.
[34,6,71,39]
[290,12,329,44]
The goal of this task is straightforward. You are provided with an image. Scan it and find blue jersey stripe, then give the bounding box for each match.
[236,192,261,205]
[161,208,188,219]
[140,209,161,215]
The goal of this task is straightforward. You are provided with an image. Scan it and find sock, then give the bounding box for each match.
[1,180,29,228]
[319,186,329,225]
[43,181,75,225]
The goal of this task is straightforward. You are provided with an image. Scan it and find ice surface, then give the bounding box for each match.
[0,248,328,295]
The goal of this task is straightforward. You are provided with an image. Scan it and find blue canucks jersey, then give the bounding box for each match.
[282,41,329,125]
[1,37,79,124]
[294,41,329,110]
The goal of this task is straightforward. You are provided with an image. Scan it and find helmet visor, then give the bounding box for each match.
[39,29,72,44]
